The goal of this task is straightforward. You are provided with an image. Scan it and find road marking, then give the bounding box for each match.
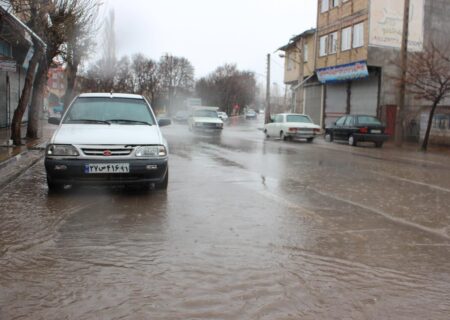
[308,186,450,241]
[368,170,450,193]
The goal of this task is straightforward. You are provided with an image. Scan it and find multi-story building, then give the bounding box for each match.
[279,29,324,126]
[316,0,450,142]
[47,66,67,104]
[281,0,450,144]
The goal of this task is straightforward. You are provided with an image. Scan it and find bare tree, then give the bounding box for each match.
[61,0,100,109]
[6,0,100,141]
[403,42,450,151]
[131,53,160,104]
[159,54,194,114]
[196,64,256,115]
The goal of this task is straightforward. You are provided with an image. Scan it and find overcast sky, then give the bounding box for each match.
[101,0,317,86]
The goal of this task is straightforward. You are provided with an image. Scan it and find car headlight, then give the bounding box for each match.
[216,123,223,128]
[135,145,167,157]
[46,144,79,156]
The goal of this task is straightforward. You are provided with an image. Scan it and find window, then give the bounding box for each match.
[321,0,329,13]
[336,116,346,126]
[329,32,338,54]
[341,27,352,51]
[332,0,340,8]
[353,22,364,48]
[344,116,354,126]
[0,39,12,57]
[303,44,308,62]
[319,35,328,57]
[275,115,284,123]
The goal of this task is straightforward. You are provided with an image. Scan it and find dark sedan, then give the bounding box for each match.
[325,115,389,148]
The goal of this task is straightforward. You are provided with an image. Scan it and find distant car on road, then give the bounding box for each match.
[174,110,190,123]
[45,93,170,192]
[217,111,228,122]
[188,107,223,134]
[325,114,389,148]
[245,109,257,119]
[264,113,321,142]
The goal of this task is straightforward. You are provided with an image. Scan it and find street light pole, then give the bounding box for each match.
[395,0,410,146]
[265,54,271,124]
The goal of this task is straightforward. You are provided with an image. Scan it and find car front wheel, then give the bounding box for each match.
[155,170,169,190]
[47,175,63,193]
[348,135,357,146]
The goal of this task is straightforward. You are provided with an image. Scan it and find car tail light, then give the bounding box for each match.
[288,128,298,132]
[359,127,369,133]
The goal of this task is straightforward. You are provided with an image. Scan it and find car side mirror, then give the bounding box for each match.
[158,118,171,127]
[48,117,61,125]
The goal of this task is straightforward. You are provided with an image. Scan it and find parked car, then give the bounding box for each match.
[264,113,321,142]
[217,111,228,122]
[245,109,257,119]
[174,110,190,123]
[325,114,389,148]
[188,106,223,134]
[45,93,170,191]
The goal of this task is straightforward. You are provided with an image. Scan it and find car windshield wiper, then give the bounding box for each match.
[68,119,111,125]
[106,119,152,126]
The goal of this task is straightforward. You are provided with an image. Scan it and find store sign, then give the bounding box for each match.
[316,61,369,83]
[369,0,424,52]
[0,60,17,72]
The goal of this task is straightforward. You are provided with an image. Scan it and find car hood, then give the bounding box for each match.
[192,117,223,124]
[51,124,164,145]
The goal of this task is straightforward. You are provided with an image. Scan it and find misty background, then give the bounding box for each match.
[98,0,317,85]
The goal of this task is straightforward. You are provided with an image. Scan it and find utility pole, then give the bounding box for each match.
[265,54,271,124]
[395,0,410,146]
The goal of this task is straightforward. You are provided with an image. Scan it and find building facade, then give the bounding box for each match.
[0,5,45,145]
[279,29,324,127]
[281,0,450,145]
[316,0,450,143]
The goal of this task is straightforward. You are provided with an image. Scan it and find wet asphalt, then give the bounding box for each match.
[0,116,449,319]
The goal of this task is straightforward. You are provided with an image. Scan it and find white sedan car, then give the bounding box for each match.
[264,113,321,142]
[188,107,224,134]
[45,93,170,191]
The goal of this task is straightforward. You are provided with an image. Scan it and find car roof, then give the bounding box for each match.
[78,93,144,99]
[277,113,310,116]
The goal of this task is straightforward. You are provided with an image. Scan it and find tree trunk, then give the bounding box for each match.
[26,61,47,139]
[63,63,78,110]
[421,102,439,151]
[11,42,42,145]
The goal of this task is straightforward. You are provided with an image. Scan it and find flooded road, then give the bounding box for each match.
[1,117,450,319]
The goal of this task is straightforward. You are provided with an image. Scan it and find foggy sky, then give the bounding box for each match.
[102,0,317,86]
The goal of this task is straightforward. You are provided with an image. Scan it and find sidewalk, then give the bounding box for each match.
[0,120,54,164]
[0,121,55,188]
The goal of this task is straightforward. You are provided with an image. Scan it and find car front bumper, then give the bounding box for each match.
[45,158,168,185]
[353,133,389,142]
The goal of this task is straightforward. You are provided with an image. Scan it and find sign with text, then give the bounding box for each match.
[369,0,424,52]
[0,60,17,72]
[317,61,369,83]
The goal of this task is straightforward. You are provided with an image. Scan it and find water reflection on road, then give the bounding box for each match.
[1,117,449,319]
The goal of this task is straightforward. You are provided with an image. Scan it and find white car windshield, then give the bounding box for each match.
[193,110,218,118]
[286,115,312,123]
[63,97,155,125]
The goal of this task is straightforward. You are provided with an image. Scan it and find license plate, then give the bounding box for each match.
[371,129,381,134]
[84,163,130,174]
